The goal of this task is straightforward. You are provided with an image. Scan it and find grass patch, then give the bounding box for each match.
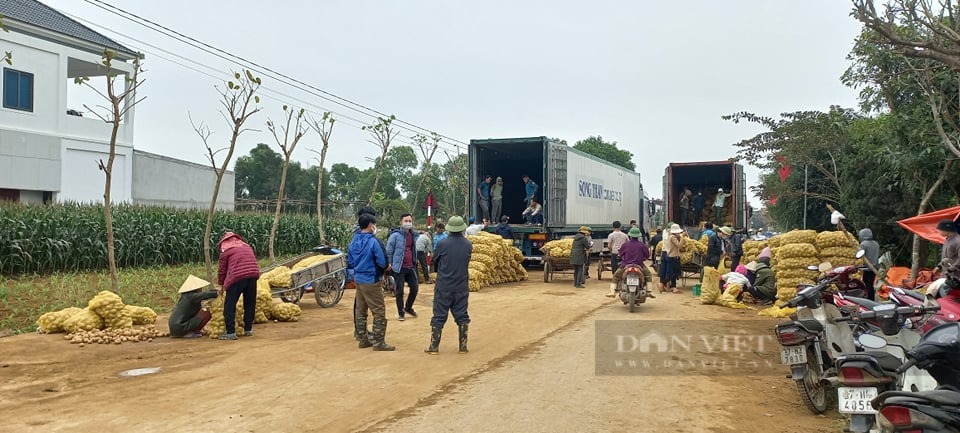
[0,255,296,334]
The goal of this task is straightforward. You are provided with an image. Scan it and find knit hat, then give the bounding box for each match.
[759,247,771,259]
[628,227,642,238]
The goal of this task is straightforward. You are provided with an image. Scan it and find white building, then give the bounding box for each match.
[0,0,233,210]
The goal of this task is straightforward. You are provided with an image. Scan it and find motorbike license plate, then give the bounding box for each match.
[780,346,806,365]
[626,275,641,286]
[838,387,878,414]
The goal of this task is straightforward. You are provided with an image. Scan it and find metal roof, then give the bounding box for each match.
[0,0,136,58]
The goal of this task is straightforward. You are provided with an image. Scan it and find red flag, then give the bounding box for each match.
[769,196,778,206]
[775,154,791,182]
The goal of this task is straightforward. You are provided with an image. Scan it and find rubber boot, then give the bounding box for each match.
[356,316,373,349]
[458,323,469,354]
[606,283,617,298]
[371,318,395,351]
[425,326,442,355]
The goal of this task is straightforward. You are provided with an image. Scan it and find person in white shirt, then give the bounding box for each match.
[465,216,486,236]
[752,228,767,241]
[522,198,543,226]
[606,221,629,270]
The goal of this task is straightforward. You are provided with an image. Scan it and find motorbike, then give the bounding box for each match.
[616,264,651,313]
[775,271,860,414]
[872,322,960,432]
[833,303,942,432]
[889,278,960,334]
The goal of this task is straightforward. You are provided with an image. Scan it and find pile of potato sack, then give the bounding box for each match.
[37,290,167,345]
[465,232,528,291]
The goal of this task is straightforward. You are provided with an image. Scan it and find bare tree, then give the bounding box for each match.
[410,131,441,213]
[362,115,399,205]
[74,50,145,293]
[193,70,262,282]
[266,105,309,262]
[306,111,335,242]
[853,1,960,71]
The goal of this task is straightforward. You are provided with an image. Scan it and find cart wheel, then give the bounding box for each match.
[597,262,603,280]
[543,262,551,282]
[315,276,342,308]
[280,288,302,304]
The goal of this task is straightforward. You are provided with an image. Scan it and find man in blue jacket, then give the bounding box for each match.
[425,215,473,355]
[387,213,420,321]
[348,213,394,351]
[522,174,539,207]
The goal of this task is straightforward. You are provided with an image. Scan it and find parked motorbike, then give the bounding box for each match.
[616,264,651,313]
[775,271,860,414]
[872,322,960,432]
[889,278,960,334]
[833,303,941,432]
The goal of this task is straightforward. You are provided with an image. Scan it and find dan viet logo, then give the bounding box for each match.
[596,321,781,376]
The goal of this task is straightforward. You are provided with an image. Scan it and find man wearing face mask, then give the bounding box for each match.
[387,213,421,321]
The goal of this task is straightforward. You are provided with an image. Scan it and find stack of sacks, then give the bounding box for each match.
[773,230,819,297]
[37,291,159,334]
[261,266,293,288]
[466,232,527,291]
[291,253,335,271]
[816,231,859,268]
[741,240,767,265]
[541,238,574,258]
[767,235,783,268]
[654,237,707,265]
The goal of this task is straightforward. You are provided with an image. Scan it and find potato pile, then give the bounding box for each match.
[654,237,707,265]
[817,231,859,268]
[541,238,574,258]
[206,294,244,339]
[124,305,158,326]
[88,290,133,329]
[468,232,527,291]
[291,253,336,271]
[741,240,767,265]
[63,308,103,333]
[767,235,782,268]
[775,230,820,299]
[261,265,294,288]
[36,307,82,333]
[37,290,159,336]
[64,326,168,346]
[270,303,302,322]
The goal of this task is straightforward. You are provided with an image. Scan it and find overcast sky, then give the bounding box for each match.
[43,0,864,207]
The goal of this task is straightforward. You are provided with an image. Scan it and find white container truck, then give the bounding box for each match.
[469,136,644,261]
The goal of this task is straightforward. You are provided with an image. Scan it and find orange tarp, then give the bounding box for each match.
[896,206,960,245]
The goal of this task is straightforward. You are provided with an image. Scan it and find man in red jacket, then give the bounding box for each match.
[217,231,261,340]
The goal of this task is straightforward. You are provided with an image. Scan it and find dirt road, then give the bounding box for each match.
[0,271,843,432]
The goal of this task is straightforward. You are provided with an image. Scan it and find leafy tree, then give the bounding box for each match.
[573,135,636,171]
[329,163,361,203]
[74,50,145,292]
[235,143,284,199]
[550,137,568,146]
[193,70,261,282]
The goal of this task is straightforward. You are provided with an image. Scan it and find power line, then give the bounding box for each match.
[60,10,462,158]
[80,0,468,151]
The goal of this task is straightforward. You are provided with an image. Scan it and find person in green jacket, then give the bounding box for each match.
[168,275,219,338]
[570,226,593,288]
[745,258,776,304]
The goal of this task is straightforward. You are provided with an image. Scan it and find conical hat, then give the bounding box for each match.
[179,274,211,293]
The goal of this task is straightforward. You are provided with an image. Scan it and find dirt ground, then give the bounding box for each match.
[0,270,845,433]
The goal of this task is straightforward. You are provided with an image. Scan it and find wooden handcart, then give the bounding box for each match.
[680,252,705,286]
[542,249,581,282]
[261,246,348,307]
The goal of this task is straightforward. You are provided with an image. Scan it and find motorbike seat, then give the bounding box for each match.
[877,389,960,407]
[899,289,926,302]
[797,319,824,333]
[838,351,903,373]
[845,296,880,310]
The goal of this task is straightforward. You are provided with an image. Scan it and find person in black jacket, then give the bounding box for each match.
[168,275,218,338]
[706,229,723,269]
[425,215,473,355]
[495,215,514,240]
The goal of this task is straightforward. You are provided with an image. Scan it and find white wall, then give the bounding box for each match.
[61,140,131,203]
[132,150,234,210]
[564,151,641,227]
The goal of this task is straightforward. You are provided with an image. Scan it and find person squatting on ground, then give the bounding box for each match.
[216,231,260,340]
[168,275,218,338]
[416,229,433,284]
[476,175,492,222]
[522,198,544,226]
[659,224,685,293]
[570,226,593,289]
[348,214,395,351]
[742,259,776,305]
[491,176,504,223]
[607,221,629,270]
[858,227,880,300]
[387,213,421,321]
[426,215,472,355]
[607,227,652,298]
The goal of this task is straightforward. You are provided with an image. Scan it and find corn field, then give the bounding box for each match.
[0,203,353,275]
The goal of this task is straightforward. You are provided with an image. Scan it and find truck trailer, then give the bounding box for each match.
[662,161,749,229]
[469,136,643,261]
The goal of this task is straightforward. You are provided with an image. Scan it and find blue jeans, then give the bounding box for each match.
[524,213,543,224]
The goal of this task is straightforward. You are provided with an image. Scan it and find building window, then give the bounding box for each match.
[3,68,34,112]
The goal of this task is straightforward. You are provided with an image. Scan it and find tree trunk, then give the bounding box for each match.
[270,158,292,262]
[103,105,121,293]
[912,160,952,278]
[317,143,329,243]
[368,149,388,206]
[204,130,239,283]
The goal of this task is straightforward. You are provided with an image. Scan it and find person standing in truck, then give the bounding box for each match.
[679,187,692,227]
[476,175,492,223]
[714,188,731,226]
[692,191,706,226]
[490,176,504,224]
[522,174,539,207]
